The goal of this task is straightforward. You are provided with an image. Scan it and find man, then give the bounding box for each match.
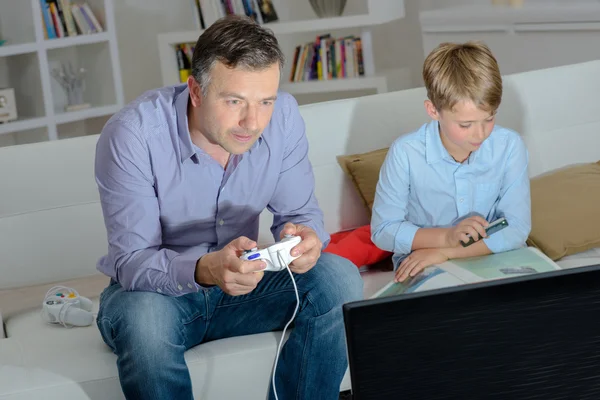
[94,15,363,400]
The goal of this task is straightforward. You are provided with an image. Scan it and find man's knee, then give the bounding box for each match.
[304,253,364,314]
[97,286,184,353]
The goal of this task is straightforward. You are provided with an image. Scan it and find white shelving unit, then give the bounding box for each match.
[157,0,404,98]
[0,0,124,147]
[419,3,600,76]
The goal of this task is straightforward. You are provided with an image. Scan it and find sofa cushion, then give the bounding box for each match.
[0,269,397,399]
[526,161,600,260]
[337,148,389,216]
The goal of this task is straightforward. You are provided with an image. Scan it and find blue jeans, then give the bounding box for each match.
[96,253,363,400]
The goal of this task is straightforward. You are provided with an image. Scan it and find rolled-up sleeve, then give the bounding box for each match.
[95,120,202,296]
[371,141,420,255]
[483,135,531,253]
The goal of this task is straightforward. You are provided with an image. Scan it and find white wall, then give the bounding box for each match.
[113,0,197,102]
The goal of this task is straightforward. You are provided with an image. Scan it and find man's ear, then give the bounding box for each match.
[187,76,203,108]
[424,100,439,121]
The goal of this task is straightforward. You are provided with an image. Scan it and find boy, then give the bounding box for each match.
[371,41,531,283]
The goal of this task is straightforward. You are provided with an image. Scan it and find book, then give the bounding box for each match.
[256,0,278,23]
[372,247,562,298]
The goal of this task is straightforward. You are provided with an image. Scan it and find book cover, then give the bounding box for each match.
[256,0,278,23]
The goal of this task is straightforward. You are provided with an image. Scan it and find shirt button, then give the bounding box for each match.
[187,283,194,289]
[459,198,464,203]
[156,288,163,293]
[177,284,183,291]
[219,219,224,226]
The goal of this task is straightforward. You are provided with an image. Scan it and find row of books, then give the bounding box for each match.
[290,34,366,83]
[193,0,278,29]
[40,0,104,39]
[175,43,195,83]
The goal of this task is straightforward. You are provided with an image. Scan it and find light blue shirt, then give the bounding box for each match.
[95,84,328,296]
[371,120,531,268]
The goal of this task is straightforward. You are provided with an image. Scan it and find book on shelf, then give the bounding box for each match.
[192,0,206,29]
[175,43,195,83]
[40,0,103,40]
[212,0,278,24]
[289,33,366,83]
[372,247,562,299]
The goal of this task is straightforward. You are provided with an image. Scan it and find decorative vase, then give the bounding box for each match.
[309,0,347,18]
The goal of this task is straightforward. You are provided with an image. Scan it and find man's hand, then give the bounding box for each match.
[445,216,489,247]
[195,237,266,296]
[280,222,322,274]
[395,248,449,283]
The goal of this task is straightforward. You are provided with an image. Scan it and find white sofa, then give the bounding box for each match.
[2,60,600,400]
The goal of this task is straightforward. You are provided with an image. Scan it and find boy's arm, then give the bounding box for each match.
[371,142,421,254]
[482,135,531,253]
[443,240,491,260]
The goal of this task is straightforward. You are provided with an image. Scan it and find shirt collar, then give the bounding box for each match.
[175,86,195,163]
[425,120,449,164]
[425,120,481,165]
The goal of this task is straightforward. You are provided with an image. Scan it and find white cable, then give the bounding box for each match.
[272,250,300,400]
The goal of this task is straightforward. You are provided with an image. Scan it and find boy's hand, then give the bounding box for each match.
[395,249,449,283]
[280,222,322,274]
[446,216,489,247]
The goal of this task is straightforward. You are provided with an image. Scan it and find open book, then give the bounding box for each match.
[372,247,561,298]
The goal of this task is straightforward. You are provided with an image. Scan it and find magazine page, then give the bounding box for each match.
[371,266,467,298]
[372,247,560,299]
[441,247,561,284]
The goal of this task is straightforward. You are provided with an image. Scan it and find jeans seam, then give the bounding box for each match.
[97,316,117,352]
[215,288,303,310]
[295,309,313,400]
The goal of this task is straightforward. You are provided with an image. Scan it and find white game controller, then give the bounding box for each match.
[240,235,302,272]
[41,287,94,327]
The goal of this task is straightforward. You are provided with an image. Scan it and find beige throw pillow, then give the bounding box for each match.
[526,161,600,260]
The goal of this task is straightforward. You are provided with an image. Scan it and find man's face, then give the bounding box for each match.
[190,61,280,155]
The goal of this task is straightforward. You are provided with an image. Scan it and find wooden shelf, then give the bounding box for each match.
[0,116,48,136]
[44,32,110,50]
[280,76,387,95]
[420,4,600,33]
[55,104,120,125]
[0,43,37,57]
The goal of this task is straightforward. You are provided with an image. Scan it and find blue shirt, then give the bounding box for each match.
[371,120,531,268]
[95,85,328,296]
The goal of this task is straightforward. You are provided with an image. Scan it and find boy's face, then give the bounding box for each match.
[425,99,495,162]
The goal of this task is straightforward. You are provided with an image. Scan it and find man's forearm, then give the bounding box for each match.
[412,227,451,250]
[442,240,491,260]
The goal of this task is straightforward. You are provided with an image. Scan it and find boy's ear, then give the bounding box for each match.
[424,100,439,121]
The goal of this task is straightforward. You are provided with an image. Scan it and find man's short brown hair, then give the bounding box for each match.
[422,41,502,113]
[191,15,284,95]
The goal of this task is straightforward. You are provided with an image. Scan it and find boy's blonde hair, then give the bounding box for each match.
[423,41,502,113]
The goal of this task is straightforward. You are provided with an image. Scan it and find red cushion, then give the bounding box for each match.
[323,225,392,267]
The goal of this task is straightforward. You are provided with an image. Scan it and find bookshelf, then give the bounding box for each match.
[419,3,600,76]
[157,0,404,98]
[0,0,124,147]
